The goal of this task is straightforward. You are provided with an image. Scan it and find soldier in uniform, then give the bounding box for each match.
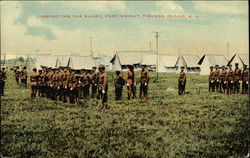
[219,66,228,94]
[21,66,28,88]
[37,70,43,97]
[233,63,241,94]
[30,68,39,99]
[125,65,136,100]
[0,67,7,96]
[140,65,149,102]
[214,65,220,92]
[114,70,125,101]
[84,70,92,98]
[241,65,249,94]
[227,64,234,94]
[98,65,108,109]
[178,66,186,95]
[14,66,20,84]
[209,66,215,92]
[91,67,99,98]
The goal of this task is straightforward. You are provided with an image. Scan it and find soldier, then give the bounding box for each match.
[20,66,28,88]
[114,70,125,101]
[62,68,69,103]
[84,70,92,98]
[0,67,7,96]
[98,65,108,109]
[227,64,234,94]
[30,68,39,99]
[178,66,186,95]
[91,67,99,98]
[209,66,215,92]
[125,65,136,100]
[140,65,149,102]
[241,65,249,94]
[219,66,228,94]
[233,63,241,94]
[214,65,220,92]
[68,70,77,103]
[14,66,20,84]
[37,69,43,97]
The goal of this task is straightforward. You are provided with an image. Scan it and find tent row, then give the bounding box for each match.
[109,52,249,75]
[34,55,108,70]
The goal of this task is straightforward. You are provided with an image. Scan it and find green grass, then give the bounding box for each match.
[1,72,249,158]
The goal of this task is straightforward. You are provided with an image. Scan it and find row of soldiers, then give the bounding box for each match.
[15,64,150,108]
[209,63,249,94]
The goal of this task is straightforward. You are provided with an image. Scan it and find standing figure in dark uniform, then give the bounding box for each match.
[140,65,149,102]
[209,66,215,92]
[219,66,228,94]
[125,65,136,100]
[114,70,125,101]
[0,67,7,96]
[178,66,186,95]
[227,64,234,94]
[233,63,241,94]
[21,66,28,88]
[241,65,249,94]
[91,67,99,98]
[98,65,108,109]
[14,66,20,84]
[214,65,220,92]
[30,68,38,99]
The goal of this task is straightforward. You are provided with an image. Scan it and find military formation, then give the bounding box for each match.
[209,63,249,94]
[10,64,150,108]
[0,63,248,105]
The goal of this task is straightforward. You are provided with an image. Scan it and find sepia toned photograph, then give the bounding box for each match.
[0,1,249,157]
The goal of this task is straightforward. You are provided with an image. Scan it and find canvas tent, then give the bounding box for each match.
[175,54,200,73]
[93,55,112,70]
[141,54,178,73]
[34,55,58,70]
[68,56,95,70]
[110,51,156,71]
[198,54,227,75]
[227,54,249,69]
[56,55,72,67]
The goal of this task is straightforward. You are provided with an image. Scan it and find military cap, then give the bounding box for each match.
[215,65,219,67]
[99,64,105,69]
[181,66,185,68]
[210,66,214,68]
[235,63,239,65]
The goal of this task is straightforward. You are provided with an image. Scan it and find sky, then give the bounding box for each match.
[1,1,248,57]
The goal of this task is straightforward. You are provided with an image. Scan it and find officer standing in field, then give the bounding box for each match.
[0,67,7,96]
[219,66,228,94]
[37,69,43,97]
[140,65,149,102]
[98,65,108,109]
[209,66,215,92]
[125,65,136,100]
[214,65,220,92]
[233,63,241,94]
[91,67,99,98]
[241,65,249,94]
[178,66,186,95]
[227,64,234,94]
[14,66,20,85]
[21,66,28,88]
[30,68,38,99]
[114,70,125,101]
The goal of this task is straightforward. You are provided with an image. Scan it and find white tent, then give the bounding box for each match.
[227,54,249,69]
[34,55,58,70]
[198,54,227,75]
[141,54,178,73]
[68,56,95,70]
[175,54,200,73]
[93,55,112,70]
[110,51,156,71]
[56,55,71,67]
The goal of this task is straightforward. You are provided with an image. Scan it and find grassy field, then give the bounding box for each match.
[1,72,249,157]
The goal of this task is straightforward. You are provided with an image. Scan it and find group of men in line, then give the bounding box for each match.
[14,66,28,88]
[13,64,150,108]
[209,63,249,94]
